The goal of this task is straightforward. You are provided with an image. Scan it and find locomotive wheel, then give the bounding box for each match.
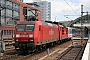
[51,42,54,46]
[53,42,56,46]
[36,45,42,52]
[57,41,60,45]
[42,45,46,49]
[28,49,36,53]
[40,45,42,50]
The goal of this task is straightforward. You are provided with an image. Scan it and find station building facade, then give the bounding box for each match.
[0,0,41,39]
[0,0,20,38]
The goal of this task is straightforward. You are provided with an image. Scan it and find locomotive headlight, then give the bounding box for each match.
[16,34,20,37]
[29,34,33,37]
[16,39,19,41]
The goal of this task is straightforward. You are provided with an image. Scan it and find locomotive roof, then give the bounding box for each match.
[45,21,66,27]
[45,21,61,24]
[17,21,36,24]
[16,21,66,28]
[16,21,58,27]
[42,21,58,27]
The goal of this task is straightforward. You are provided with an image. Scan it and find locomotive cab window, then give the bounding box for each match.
[16,24,34,31]
[16,24,25,31]
[26,24,34,31]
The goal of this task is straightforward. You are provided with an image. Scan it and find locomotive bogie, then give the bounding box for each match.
[14,42,34,49]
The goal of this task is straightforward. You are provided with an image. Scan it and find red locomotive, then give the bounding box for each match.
[13,21,68,53]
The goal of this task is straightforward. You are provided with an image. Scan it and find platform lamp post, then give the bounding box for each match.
[64,15,74,45]
[55,16,57,22]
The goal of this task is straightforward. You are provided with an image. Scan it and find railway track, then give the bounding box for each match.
[1,40,72,60]
[55,42,86,60]
[3,53,33,60]
[3,48,47,60]
[1,39,87,60]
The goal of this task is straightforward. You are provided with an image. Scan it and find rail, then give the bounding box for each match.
[56,42,86,60]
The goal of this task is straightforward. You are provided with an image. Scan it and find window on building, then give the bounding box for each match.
[1,0,5,5]
[1,17,5,24]
[4,30,7,35]
[13,11,19,21]
[6,9,12,17]
[6,17,16,26]
[6,17,10,24]
[13,11,19,18]
[13,20,16,25]
[6,1,12,9]
[13,3,19,11]
[9,30,11,35]
[1,9,5,16]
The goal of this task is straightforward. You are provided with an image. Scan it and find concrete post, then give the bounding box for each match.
[0,30,5,59]
[47,48,50,57]
[88,35,90,60]
[0,42,5,59]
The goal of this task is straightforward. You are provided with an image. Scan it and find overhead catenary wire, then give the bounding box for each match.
[70,0,78,11]
[83,5,90,8]
[63,0,79,16]
[83,5,90,9]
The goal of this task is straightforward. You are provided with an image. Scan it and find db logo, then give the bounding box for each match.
[49,29,54,35]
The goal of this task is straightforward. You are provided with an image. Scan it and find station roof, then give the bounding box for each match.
[73,23,90,30]
[67,14,90,30]
[67,14,90,27]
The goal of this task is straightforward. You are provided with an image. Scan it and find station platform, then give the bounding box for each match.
[81,40,90,60]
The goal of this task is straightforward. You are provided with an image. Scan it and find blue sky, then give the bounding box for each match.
[23,0,90,21]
